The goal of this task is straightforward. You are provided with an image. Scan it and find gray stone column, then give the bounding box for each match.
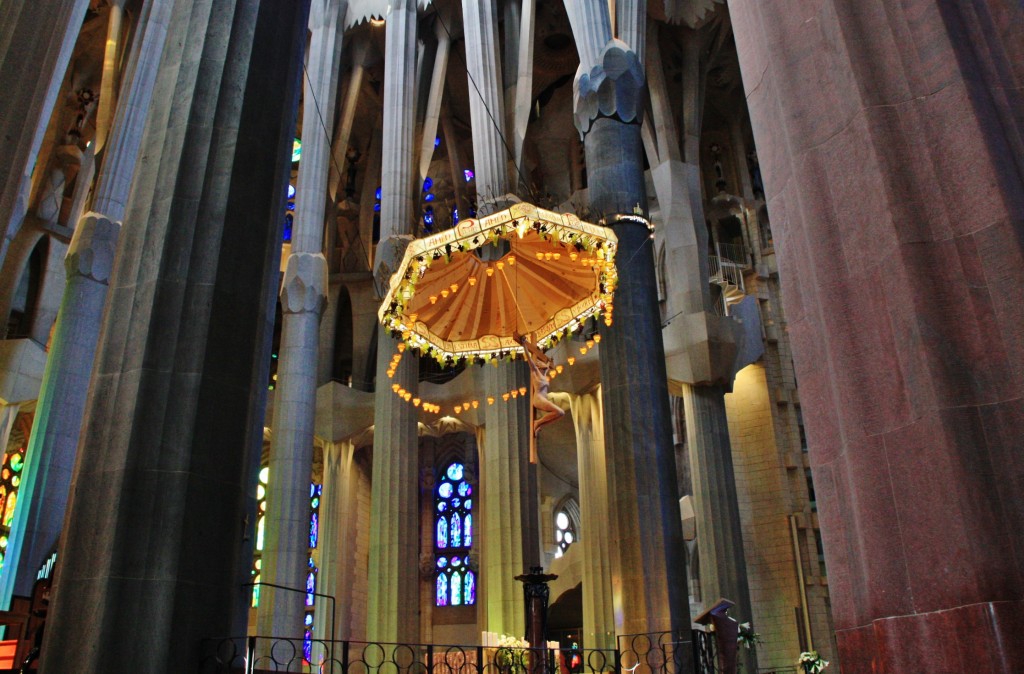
[682,383,756,673]
[0,0,171,610]
[479,363,537,635]
[574,37,691,652]
[312,439,358,667]
[0,0,90,267]
[366,0,420,644]
[37,0,309,671]
[259,0,343,640]
[568,390,615,650]
[462,0,540,638]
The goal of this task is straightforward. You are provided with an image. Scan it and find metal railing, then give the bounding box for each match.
[199,631,719,674]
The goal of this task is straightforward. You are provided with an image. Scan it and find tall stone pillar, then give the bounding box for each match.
[727,2,1024,672]
[570,27,691,656]
[366,0,421,644]
[461,0,539,638]
[0,0,172,611]
[259,0,343,640]
[313,439,358,667]
[568,390,615,650]
[37,0,310,671]
[0,0,90,267]
[681,383,756,673]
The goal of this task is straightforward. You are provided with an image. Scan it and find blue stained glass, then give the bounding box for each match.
[458,482,470,497]
[288,184,296,199]
[437,517,448,548]
[283,214,293,242]
[451,572,462,605]
[373,203,381,212]
[465,513,472,546]
[439,482,453,498]
[436,574,448,606]
[310,512,319,548]
[437,502,446,512]
[306,572,316,606]
[452,497,460,508]
[465,570,476,605]
[451,513,462,547]
[305,613,314,626]
[287,201,295,211]
[375,187,382,200]
[437,557,448,568]
[424,193,435,202]
[446,463,464,481]
[465,499,472,510]
[435,136,441,148]
[303,631,312,663]
[453,208,459,225]
[451,556,461,567]
[464,169,474,182]
[423,177,433,192]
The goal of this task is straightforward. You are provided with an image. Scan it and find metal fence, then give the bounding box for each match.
[198,631,722,674]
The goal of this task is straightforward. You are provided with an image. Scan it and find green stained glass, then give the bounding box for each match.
[9,454,22,472]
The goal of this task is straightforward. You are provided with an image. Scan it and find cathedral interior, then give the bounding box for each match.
[0,1,1020,673]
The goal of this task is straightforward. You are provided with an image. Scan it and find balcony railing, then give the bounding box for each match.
[198,630,719,674]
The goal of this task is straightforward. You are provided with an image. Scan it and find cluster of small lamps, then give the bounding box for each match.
[385,333,601,417]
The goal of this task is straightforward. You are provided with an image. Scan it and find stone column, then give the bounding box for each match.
[682,383,756,674]
[0,0,171,611]
[37,0,309,671]
[366,0,420,644]
[571,32,691,655]
[461,0,540,639]
[259,0,343,640]
[728,2,1024,672]
[313,439,358,668]
[92,0,127,154]
[0,0,90,268]
[568,390,615,650]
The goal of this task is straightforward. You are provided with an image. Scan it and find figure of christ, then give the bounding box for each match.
[515,332,566,438]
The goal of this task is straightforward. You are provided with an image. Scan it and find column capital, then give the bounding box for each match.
[573,39,647,138]
[280,251,329,314]
[65,212,120,284]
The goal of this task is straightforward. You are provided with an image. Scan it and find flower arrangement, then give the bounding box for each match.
[797,650,830,673]
[737,622,762,650]
[495,634,530,673]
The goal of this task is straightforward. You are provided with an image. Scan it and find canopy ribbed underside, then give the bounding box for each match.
[406,232,600,347]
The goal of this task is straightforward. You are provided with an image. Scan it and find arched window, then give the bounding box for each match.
[554,498,580,558]
[435,461,475,606]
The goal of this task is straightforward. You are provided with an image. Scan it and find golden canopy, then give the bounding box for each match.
[379,202,618,365]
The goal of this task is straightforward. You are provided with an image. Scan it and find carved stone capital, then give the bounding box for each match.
[573,39,647,138]
[280,252,329,314]
[66,211,121,284]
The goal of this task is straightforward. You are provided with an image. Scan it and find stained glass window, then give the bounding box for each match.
[0,415,29,573]
[554,503,578,558]
[434,461,474,607]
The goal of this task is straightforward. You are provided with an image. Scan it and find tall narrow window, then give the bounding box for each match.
[435,462,475,606]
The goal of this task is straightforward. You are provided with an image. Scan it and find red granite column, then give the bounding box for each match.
[726,1,1024,672]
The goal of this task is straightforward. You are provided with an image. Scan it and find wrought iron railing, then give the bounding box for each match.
[199,631,718,674]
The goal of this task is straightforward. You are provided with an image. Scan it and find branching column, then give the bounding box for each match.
[366,0,420,643]
[0,0,171,610]
[260,0,343,640]
[462,0,539,638]
[570,27,691,656]
[37,0,309,670]
[0,0,90,267]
